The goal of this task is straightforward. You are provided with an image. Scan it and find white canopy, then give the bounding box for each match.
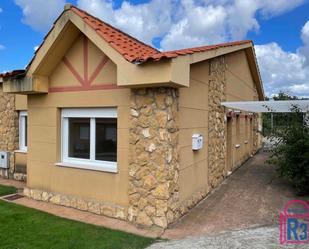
[221,100,309,113]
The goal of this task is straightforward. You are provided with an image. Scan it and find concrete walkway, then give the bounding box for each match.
[149,225,308,249]
[162,152,309,239]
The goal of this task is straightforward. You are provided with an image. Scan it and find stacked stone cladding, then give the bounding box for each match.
[0,84,19,179]
[128,87,180,228]
[23,187,127,219]
[208,56,227,189]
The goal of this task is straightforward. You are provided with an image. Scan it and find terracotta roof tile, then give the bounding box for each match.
[2,6,253,77]
[71,6,252,63]
[71,6,161,63]
[0,70,25,79]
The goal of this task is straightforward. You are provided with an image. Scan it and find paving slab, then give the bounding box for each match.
[148,225,308,249]
[162,152,309,239]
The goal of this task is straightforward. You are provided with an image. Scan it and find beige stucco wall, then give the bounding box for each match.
[15,94,27,111]
[49,35,117,88]
[26,35,130,207]
[225,50,260,168]
[178,50,261,204]
[225,50,259,102]
[27,90,130,206]
[228,115,253,169]
[178,60,210,203]
[15,152,27,178]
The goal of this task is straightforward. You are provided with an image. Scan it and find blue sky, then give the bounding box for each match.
[0,0,309,97]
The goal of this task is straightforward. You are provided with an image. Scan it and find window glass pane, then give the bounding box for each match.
[69,118,90,159]
[96,118,117,162]
[25,116,28,147]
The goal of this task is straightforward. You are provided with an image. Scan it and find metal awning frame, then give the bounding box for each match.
[221,100,309,113]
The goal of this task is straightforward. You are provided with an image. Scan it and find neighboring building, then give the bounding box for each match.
[0,72,27,181]
[0,5,264,228]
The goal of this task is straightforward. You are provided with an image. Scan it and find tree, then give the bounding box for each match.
[267,106,309,195]
[262,92,306,136]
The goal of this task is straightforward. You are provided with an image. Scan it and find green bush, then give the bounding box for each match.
[268,109,309,195]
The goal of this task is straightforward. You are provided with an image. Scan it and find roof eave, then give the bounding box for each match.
[244,46,265,101]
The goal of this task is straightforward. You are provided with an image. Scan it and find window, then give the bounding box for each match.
[19,111,28,151]
[61,108,117,172]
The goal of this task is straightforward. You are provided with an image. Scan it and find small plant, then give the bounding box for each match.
[267,107,309,195]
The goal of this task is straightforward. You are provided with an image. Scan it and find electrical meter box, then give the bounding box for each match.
[0,152,9,169]
[192,134,203,151]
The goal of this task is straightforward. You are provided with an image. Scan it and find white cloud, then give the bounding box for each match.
[258,0,305,17]
[77,0,173,45]
[14,0,65,32]
[254,20,309,98]
[76,0,306,50]
[10,0,309,97]
[161,4,227,50]
[255,41,309,97]
[288,84,309,94]
[13,0,307,49]
[160,0,306,50]
[300,20,309,65]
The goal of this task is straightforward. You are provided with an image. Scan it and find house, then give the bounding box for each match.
[0,72,27,181]
[0,4,264,228]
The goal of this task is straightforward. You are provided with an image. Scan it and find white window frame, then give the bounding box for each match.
[19,111,28,152]
[59,108,118,173]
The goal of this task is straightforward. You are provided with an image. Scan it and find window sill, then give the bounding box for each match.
[55,162,118,173]
[14,150,28,154]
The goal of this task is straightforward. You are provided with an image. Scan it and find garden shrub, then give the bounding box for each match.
[268,108,309,195]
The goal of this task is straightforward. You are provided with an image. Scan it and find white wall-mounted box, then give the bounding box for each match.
[192,134,203,151]
[0,152,9,169]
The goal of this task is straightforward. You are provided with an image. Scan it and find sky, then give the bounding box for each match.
[0,0,309,98]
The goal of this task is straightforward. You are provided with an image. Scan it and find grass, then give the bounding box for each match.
[0,184,17,197]
[0,187,156,249]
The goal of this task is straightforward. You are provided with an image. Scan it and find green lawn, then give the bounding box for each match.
[0,188,156,249]
[0,184,17,196]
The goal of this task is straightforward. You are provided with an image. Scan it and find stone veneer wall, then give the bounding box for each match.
[0,84,19,179]
[208,56,227,189]
[128,88,180,228]
[23,187,127,219]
